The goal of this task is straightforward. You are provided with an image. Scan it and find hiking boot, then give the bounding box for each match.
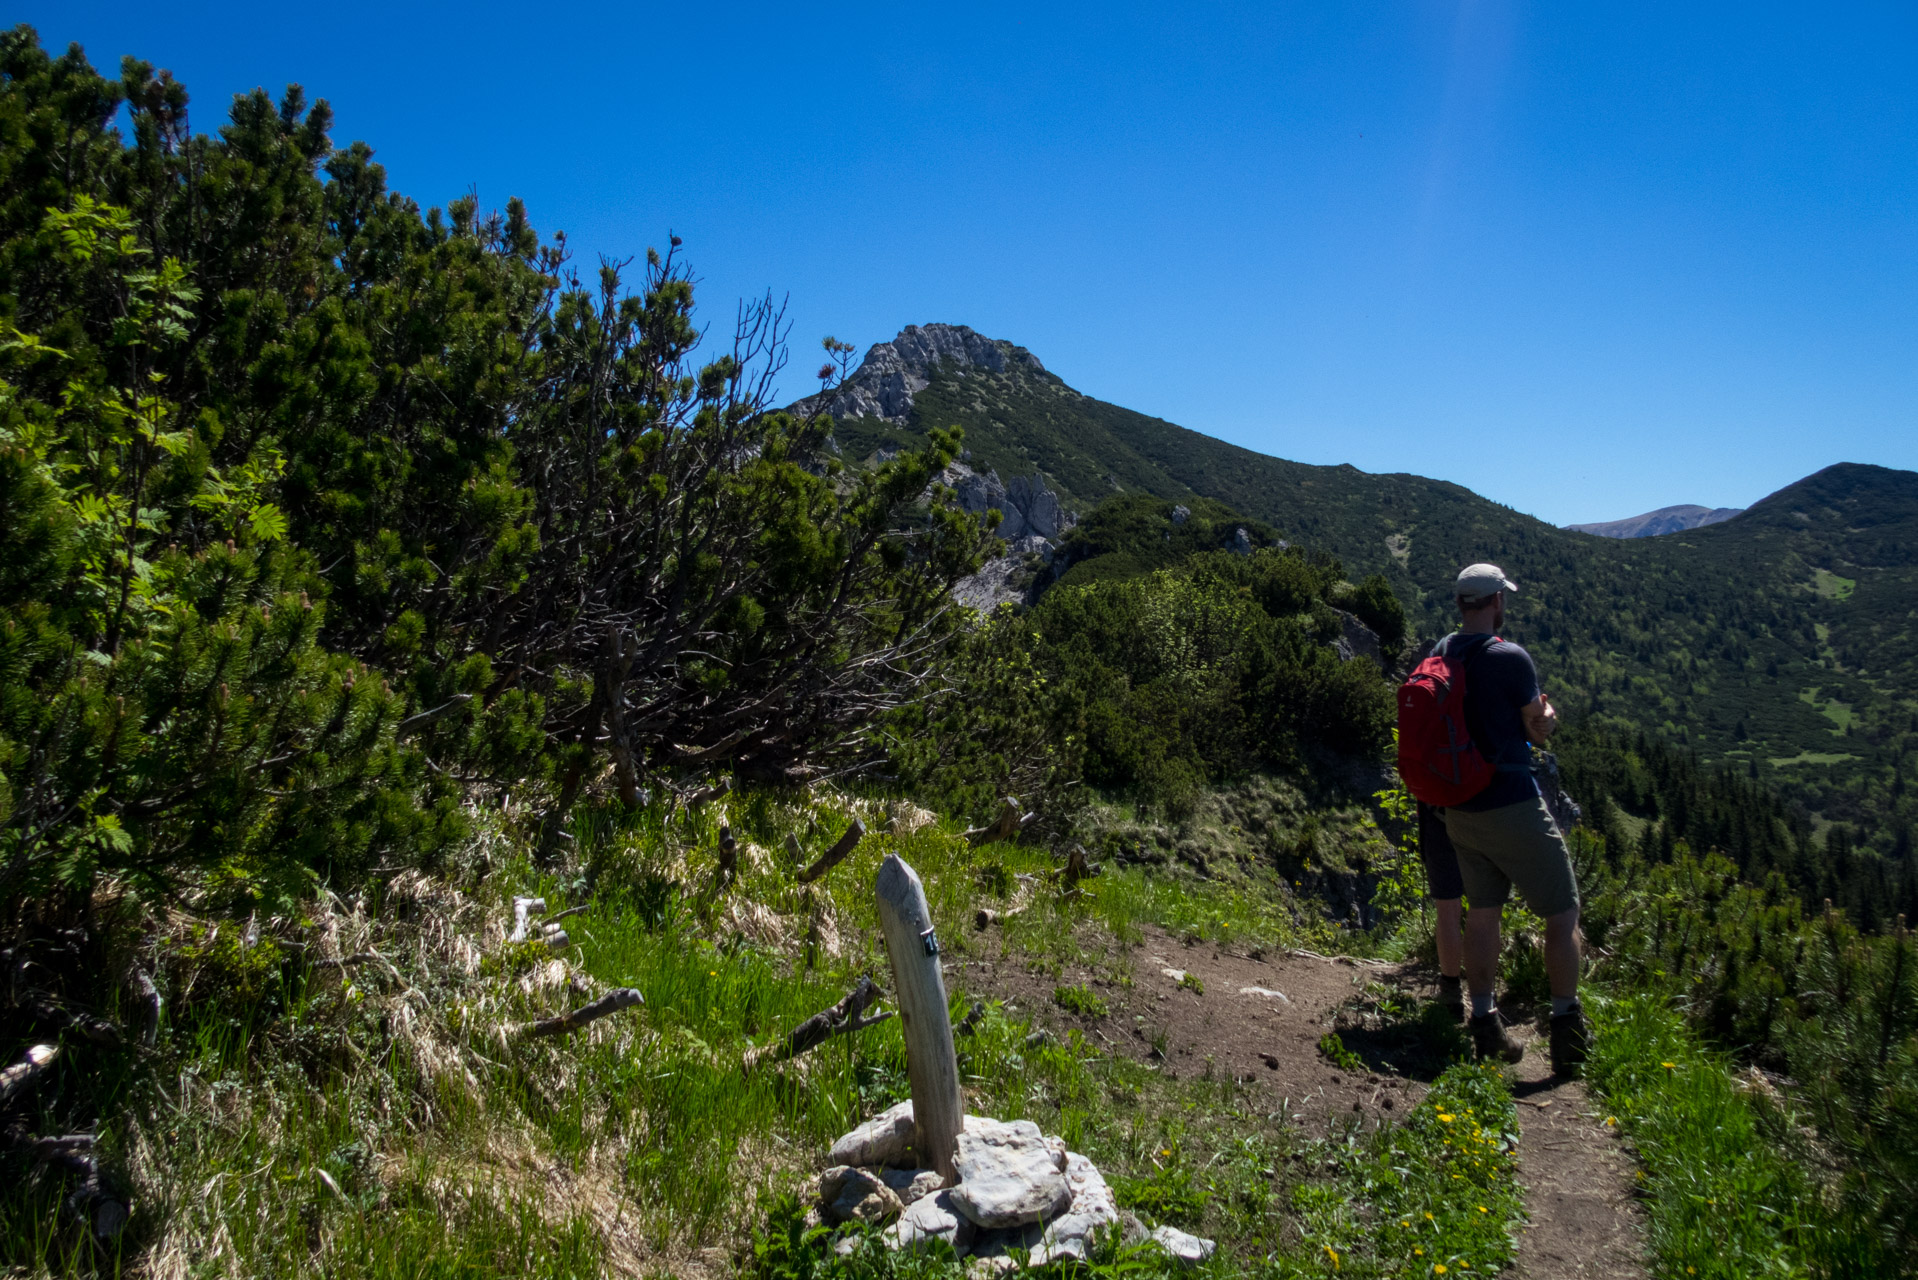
[1437,976,1465,1023]
[1550,1004,1590,1077]
[1469,1011,1524,1064]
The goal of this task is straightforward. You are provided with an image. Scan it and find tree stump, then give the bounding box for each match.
[874,854,964,1182]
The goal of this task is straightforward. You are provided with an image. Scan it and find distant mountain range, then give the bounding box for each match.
[1566,505,1745,539]
[795,324,1918,847]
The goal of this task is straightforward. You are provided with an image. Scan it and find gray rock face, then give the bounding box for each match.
[945,463,1076,611]
[828,1100,916,1168]
[820,1165,904,1225]
[1034,1152,1121,1262]
[792,324,1047,426]
[1229,525,1254,556]
[1149,1224,1217,1267]
[941,464,1075,543]
[953,536,1054,613]
[949,1118,1072,1229]
[1171,504,1191,526]
[884,1188,976,1252]
[1332,609,1382,664]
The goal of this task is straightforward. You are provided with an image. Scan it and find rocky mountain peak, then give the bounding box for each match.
[794,324,1047,426]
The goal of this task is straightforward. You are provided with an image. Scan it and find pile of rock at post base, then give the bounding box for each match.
[817,1100,1216,1272]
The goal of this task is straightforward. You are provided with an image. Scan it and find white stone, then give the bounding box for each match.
[828,1100,916,1167]
[876,1166,944,1206]
[1150,1225,1217,1267]
[818,1165,903,1226]
[1239,985,1290,1002]
[883,1188,976,1252]
[831,1101,999,1168]
[967,1222,1045,1263]
[949,1118,1071,1229]
[1161,967,1188,983]
[1034,1152,1121,1262]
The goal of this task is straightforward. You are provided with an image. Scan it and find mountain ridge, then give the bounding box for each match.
[798,325,1918,849]
[1567,504,1745,539]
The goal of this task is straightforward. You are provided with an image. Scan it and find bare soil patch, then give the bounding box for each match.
[950,923,1434,1134]
[954,919,1651,1279]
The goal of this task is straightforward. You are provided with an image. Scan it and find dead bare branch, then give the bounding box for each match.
[511,987,644,1039]
[962,797,1030,847]
[742,975,890,1072]
[396,694,473,736]
[797,818,866,883]
[0,1044,58,1107]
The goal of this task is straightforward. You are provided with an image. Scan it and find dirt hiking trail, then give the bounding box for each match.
[1507,1023,1649,1279]
[957,924,1648,1277]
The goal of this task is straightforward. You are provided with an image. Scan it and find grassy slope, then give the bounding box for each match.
[828,366,1918,839]
[6,790,1526,1280]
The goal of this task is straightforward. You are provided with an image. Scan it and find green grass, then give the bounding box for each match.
[1811,568,1857,601]
[1053,983,1110,1019]
[1798,686,1858,733]
[4,782,1540,1279]
[1765,750,1858,767]
[1583,993,1892,1279]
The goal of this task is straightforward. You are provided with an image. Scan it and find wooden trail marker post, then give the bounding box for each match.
[874,854,964,1182]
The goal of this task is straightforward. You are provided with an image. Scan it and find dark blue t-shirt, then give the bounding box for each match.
[1438,631,1542,812]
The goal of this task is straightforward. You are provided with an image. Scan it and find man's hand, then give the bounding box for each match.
[1521,692,1559,743]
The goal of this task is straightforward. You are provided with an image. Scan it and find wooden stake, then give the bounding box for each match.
[875,854,964,1181]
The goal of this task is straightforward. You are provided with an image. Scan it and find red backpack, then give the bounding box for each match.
[1397,636,1496,807]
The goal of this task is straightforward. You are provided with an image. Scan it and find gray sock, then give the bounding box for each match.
[1471,991,1496,1019]
[1551,996,1580,1018]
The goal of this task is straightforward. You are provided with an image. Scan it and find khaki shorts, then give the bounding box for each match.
[1441,797,1580,917]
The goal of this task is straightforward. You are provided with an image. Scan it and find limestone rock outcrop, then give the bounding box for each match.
[791,324,1047,427]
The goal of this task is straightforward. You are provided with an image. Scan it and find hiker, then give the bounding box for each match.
[1397,563,1589,1075]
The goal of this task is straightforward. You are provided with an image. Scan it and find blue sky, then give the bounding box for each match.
[22,2,1917,525]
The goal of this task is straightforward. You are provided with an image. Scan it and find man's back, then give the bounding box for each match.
[1438,632,1540,812]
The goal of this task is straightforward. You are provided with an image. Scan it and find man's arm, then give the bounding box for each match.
[1521,692,1558,743]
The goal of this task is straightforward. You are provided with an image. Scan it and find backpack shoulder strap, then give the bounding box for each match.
[1437,632,1499,668]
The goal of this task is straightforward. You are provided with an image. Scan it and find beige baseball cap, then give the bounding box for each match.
[1456,563,1518,596]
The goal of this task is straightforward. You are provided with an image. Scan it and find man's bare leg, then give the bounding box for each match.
[1543,907,1581,1002]
[1435,898,1465,978]
[1464,905,1502,1006]
[1464,905,1521,1061]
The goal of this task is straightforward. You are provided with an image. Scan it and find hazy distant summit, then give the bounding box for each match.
[1566,504,1745,539]
[791,324,1048,426]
